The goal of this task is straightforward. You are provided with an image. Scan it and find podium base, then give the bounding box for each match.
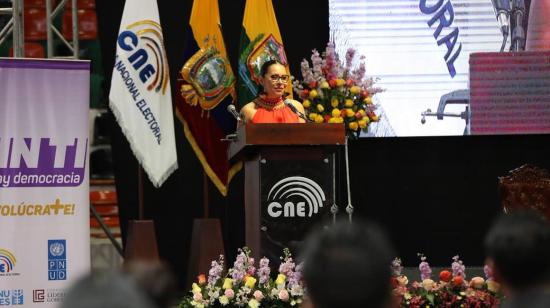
[186,218,225,288]
[124,220,159,262]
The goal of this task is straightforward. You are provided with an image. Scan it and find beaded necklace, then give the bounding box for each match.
[254,95,285,110]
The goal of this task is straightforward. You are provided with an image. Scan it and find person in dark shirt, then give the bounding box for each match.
[484,209,550,308]
[300,220,396,308]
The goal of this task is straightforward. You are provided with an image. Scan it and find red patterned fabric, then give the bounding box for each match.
[251,105,300,123]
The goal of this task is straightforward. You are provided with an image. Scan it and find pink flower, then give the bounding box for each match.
[224,288,234,299]
[253,290,264,301]
[193,292,202,301]
[278,289,289,301]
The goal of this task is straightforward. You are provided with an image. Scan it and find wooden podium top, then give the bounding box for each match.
[228,123,345,162]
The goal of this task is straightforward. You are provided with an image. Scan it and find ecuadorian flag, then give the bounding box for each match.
[237,0,292,107]
[175,0,241,196]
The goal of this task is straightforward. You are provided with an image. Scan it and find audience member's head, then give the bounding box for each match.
[61,271,156,308]
[484,209,550,292]
[123,261,178,308]
[301,220,395,308]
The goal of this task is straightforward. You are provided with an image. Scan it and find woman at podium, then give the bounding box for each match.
[241,60,306,124]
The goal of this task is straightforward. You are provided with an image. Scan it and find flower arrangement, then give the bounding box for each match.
[292,42,384,139]
[391,255,503,308]
[179,248,304,308]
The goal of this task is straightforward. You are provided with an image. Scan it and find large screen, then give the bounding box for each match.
[330,0,549,137]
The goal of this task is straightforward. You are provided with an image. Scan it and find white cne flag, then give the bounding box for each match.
[109,0,178,187]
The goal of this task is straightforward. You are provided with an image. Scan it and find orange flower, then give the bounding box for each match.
[197,274,206,285]
[439,270,452,282]
[452,275,464,287]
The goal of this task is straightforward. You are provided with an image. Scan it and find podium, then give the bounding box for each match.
[229,123,345,260]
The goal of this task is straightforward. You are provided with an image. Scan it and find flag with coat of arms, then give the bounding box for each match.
[109,0,178,187]
[237,0,292,107]
[175,0,242,196]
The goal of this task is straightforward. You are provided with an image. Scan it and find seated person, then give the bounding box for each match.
[240,60,306,123]
[484,209,550,308]
[300,220,396,308]
[61,271,156,308]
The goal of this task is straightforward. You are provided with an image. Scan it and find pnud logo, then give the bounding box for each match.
[267,176,326,218]
[0,249,16,274]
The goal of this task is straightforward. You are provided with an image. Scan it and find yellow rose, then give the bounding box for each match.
[422,279,437,291]
[331,108,341,117]
[245,276,257,289]
[350,86,361,94]
[315,115,324,123]
[192,283,201,294]
[364,96,373,104]
[308,113,318,121]
[219,296,229,305]
[309,89,318,99]
[345,109,355,118]
[359,120,368,129]
[316,104,324,112]
[320,81,330,89]
[248,299,260,308]
[344,99,354,107]
[336,79,345,87]
[275,274,286,285]
[357,109,366,117]
[331,97,339,107]
[222,278,233,289]
[328,117,338,123]
[336,117,344,123]
[370,115,379,122]
[348,122,359,131]
[487,280,500,293]
[302,99,311,108]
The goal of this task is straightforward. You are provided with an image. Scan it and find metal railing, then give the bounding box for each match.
[0,0,79,58]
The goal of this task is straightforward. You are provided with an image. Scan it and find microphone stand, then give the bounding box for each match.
[510,0,526,51]
[284,99,312,122]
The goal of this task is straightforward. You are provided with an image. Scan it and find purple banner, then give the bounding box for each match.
[0,138,87,187]
[0,58,90,189]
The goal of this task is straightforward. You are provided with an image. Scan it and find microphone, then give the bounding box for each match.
[227,104,242,122]
[283,99,311,122]
[510,0,526,51]
[491,0,511,51]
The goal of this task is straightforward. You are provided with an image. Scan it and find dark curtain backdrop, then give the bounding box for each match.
[95,0,329,290]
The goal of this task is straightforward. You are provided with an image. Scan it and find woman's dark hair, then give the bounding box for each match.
[259,59,284,77]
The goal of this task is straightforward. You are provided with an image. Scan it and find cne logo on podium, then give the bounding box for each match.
[266,176,326,218]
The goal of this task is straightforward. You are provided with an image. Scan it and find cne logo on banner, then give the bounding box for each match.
[0,249,19,277]
[113,20,170,146]
[267,176,326,218]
